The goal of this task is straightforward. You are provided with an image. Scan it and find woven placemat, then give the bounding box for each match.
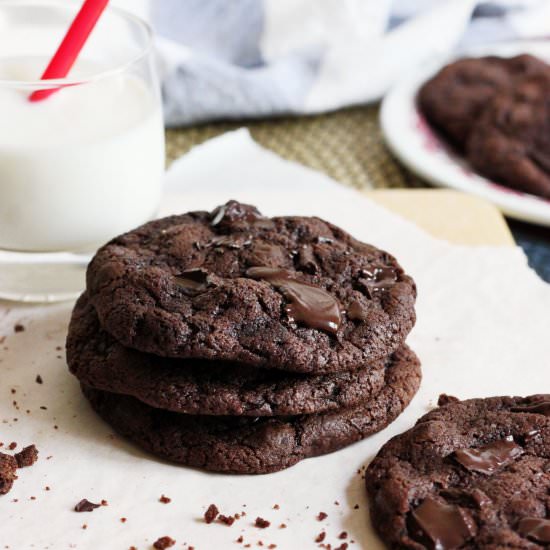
[166,104,425,190]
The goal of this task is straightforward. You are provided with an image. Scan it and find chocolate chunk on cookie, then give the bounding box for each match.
[86,201,416,373]
[68,293,390,416]
[467,73,550,199]
[365,394,550,549]
[418,54,549,149]
[81,346,421,474]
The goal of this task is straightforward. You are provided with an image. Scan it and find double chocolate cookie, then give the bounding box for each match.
[85,201,416,373]
[418,54,548,149]
[365,394,550,549]
[467,74,550,199]
[419,54,550,199]
[81,346,421,474]
[68,293,391,416]
[69,201,420,474]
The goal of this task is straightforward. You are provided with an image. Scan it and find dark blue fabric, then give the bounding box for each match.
[509,219,550,283]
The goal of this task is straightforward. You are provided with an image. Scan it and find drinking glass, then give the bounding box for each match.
[0,0,165,302]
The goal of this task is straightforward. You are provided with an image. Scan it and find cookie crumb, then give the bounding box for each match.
[236,536,244,543]
[335,544,348,550]
[204,503,219,524]
[35,375,43,384]
[254,517,270,529]
[15,445,38,468]
[339,532,348,539]
[353,504,359,510]
[218,514,235,526]
[153,536,175,549]
[14,324,25,333]
[272,504,279,510]
[268,545,276,549]
[316,512,328,521]
[7,442,16,451]
[101,499,108,506]
[279,523,287,529]
[159,494,171,504]
[0,453,18,495]
[74,499,100,512]
[120,517,127,523]
[315,531,326,543]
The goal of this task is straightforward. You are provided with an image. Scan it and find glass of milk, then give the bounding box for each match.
[0,1,165,301]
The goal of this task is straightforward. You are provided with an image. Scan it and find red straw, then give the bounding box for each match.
[29,0,109,102]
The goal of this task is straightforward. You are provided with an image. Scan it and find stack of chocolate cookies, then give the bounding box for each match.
[67,201,420,474]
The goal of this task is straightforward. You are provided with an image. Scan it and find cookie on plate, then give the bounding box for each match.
[85,201,416,374]
[466,74,550,199]
[365,394,550,549]
[418,54,549,149]
[81,345,421,474]
[68,293,392,416]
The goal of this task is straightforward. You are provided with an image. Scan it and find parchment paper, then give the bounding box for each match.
[2,130,549,550]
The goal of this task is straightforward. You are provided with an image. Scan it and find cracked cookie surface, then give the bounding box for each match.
[86,201,416,373]
[81,346,421,474]
[365,394,550,549]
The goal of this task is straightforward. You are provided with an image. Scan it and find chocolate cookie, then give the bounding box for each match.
[418,54,549,149]
[81,346,421,474]
[68,293,391,416]
[466,74,550,199]
[365,394,550,549]
[85,201,416,374]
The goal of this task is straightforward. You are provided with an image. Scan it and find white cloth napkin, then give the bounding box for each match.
[110,0,550,125]
[1,129,549,549]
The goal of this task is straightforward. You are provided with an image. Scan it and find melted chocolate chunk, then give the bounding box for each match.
[246,267,341,335]
[295,245,318,274]
[347,300,368,321]
[248,242,285,266]
[409,497,477,550]
[207,235,252,250]
[512,400,550,416]
[517,517,550,544]
[453,437,523,475]
[174,270,210,293]
[74,499,101,512]
[211,201,264,226]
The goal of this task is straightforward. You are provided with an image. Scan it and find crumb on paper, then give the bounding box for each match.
[35,375,43,384]
[218,514,235,526]
[153,536,175,549]
[204,503,219,524]
[0,453,18,495]
[254,517,270,529]
[74,499,101,512]
[316,512,328,521]
[159,494,171,504]
[14,324,25,333]
[15,445,38,468]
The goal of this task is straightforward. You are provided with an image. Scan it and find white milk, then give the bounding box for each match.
[0,57,165,251]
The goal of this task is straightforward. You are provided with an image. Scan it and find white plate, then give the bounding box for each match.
[381,40,550,227]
